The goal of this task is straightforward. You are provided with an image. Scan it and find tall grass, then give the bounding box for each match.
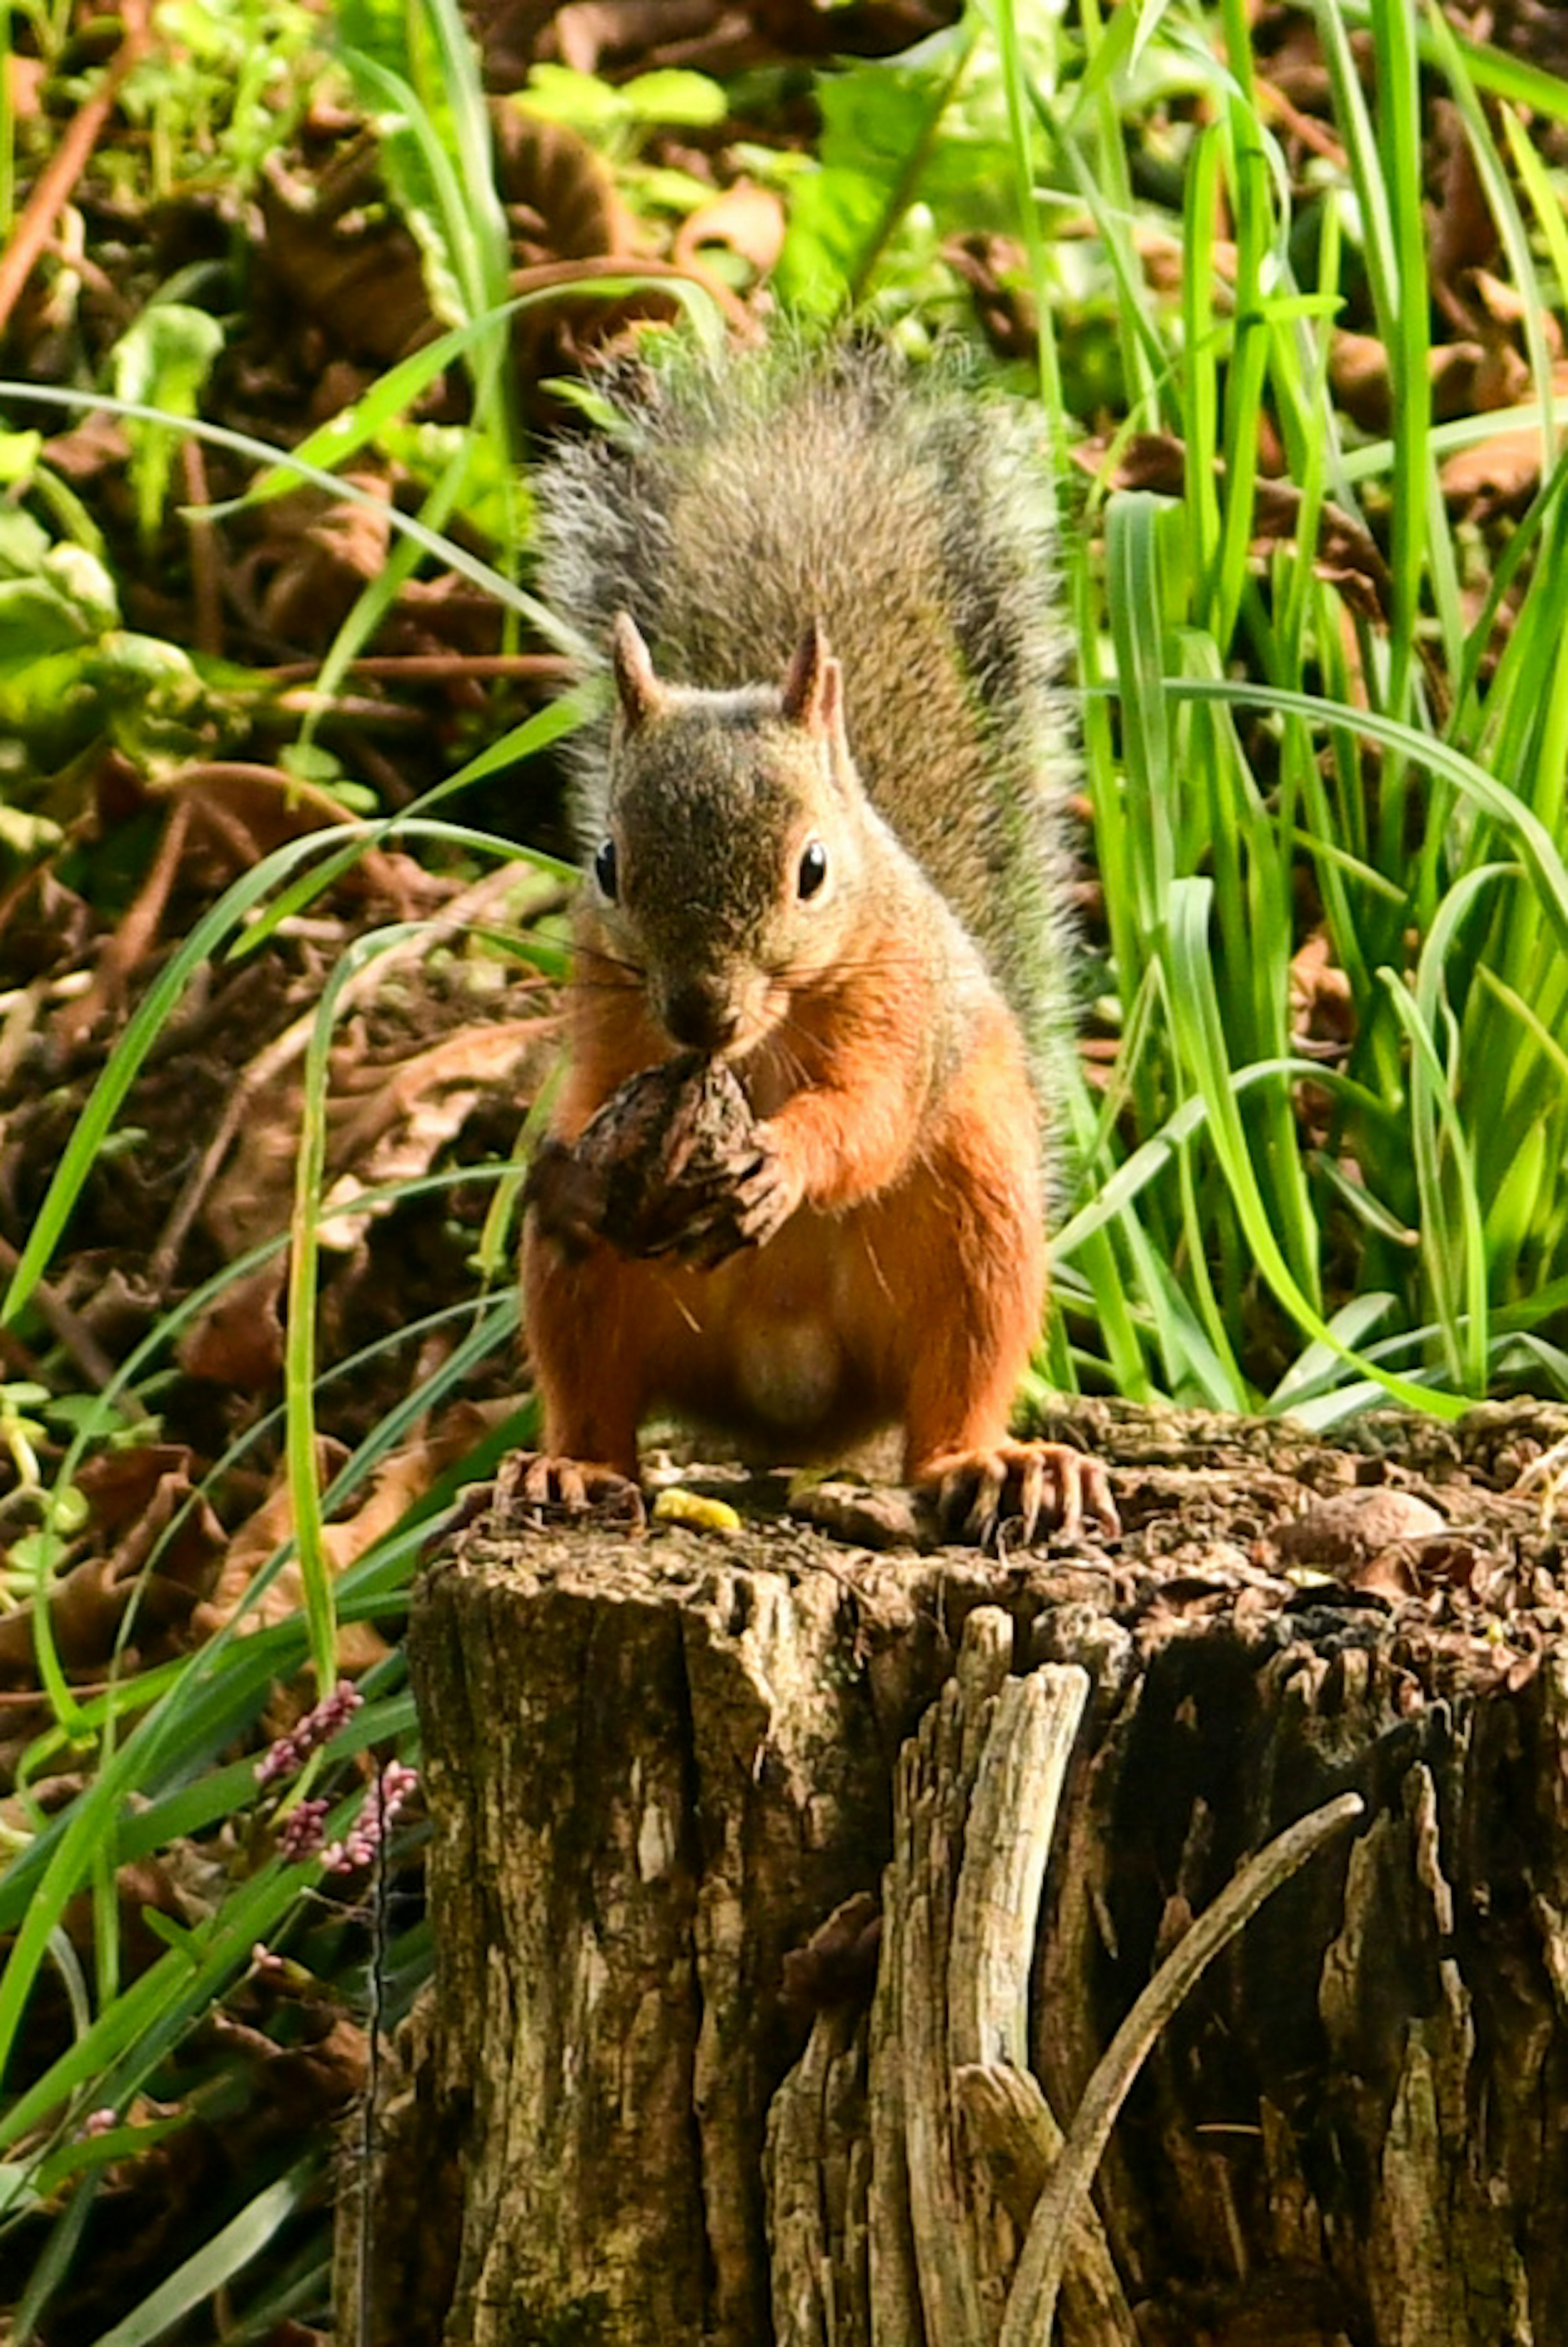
[1017,0,1568,1422]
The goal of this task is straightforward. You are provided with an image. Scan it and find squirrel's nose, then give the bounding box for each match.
[664,980,740,1051]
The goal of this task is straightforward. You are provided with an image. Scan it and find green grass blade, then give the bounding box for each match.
[1163,679,1568,958]
[1381,960,1489,1393]
[85,2157,320,2347]
[995,0,1066,437]
[1105,492,1173,944]
[1164,879,1467,1418]
[283,923,426,1689]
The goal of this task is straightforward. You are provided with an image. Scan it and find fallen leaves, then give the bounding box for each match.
[1269,1488,1457,1600]
[0,797,553,1746]
[0,1443,221,1692]
[194,1403,519,1656]
[1263,1484,1515,1611]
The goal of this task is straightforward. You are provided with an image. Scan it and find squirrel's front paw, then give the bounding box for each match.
[918,1439,1120,1549]
[521,1138,609,1258]
[496,1449,646,1530]
[674,1132,802,1269]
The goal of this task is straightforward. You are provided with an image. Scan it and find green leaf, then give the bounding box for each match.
[774,21,989,313]
[0,2160,42,2218]
[109,307,224,541]
[33,2113,189,2198]
[516,63,727,134]
[0,427,43,484]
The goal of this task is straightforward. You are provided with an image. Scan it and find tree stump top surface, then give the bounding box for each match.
[437,1397,1568,1707]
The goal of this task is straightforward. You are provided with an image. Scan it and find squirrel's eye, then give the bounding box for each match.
[593,839,619,900]
[797,839,828,900]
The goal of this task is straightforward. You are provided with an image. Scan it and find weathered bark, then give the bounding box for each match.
[350,1400,1568,2347]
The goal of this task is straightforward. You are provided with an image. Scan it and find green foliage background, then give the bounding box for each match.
[4,0,1568,2336]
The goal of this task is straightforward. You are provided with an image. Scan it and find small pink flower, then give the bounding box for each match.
[255,1683,365,1788]
[322,1761,420,1876]
[277,1797,330,1864]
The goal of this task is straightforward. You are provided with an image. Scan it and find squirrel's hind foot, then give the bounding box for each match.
[498,1449,646,1531]
[919,1440,1120,1550]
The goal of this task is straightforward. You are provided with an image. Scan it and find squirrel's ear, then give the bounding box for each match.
[611,611,664,729]
[781,617,842,738]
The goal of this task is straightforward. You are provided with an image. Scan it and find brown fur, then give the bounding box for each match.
[519,350,1112,1534]
[521,894,1045,1482]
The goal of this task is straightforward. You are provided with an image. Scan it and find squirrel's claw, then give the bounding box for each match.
[922,1440,1120,1550]
[644,1158,765,1267]
[665,1140,801,1269]
[497,1449,646,1531]
[729,1135,801,1244]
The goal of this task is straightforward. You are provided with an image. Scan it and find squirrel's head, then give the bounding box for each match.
[586,611,874,1056]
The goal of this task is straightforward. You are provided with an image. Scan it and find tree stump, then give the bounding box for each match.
[350,1399,1568,2347]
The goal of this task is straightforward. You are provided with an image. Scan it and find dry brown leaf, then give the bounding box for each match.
[260,161,430,362]
[1289,933,1356,1051]
[548,1,717,72]
[1069,429,1184,494]
[1441,423,1548,505]
[199,1061,307,1260]
[1411,1535,1488,1597]
[1069,435,1396,626]
[164,769,431,911]
[193,1404,517,1657]
[1270,1489,1448,1580]
[0,1542,214,1688]
[322,1018,546,1253]
[244,472,394,644]
[1254,479,1394,618]
[176,1257,287,1388]
[0,1559,120,1686]
[495,104,626,262]
[192,1436,353,1645]
[1429,98,1496,290]
[46,762,429,1053]
[66,1261,162,1351]
[491,105,695,373]
[1345,1543,1422,1601]
[1137,220,1236,297]
[1469,265,1561,350]
[1256,71,1347,168]
[1266,1491,1500,1609]
[76,1443,226,1591]
[212,2005,371,2112]
[673,185,785,278]
[40,407,130,480]
[1329,330,1393,433]
[944,232,1038,359]
[0,1443,223,1686]
[157,869,523,1284]
[1433,338,1530,420]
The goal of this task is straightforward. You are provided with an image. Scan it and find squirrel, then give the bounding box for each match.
[517,341,1117,1543]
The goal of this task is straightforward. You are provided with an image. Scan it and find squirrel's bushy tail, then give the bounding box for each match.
[536,338,1078,1100]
